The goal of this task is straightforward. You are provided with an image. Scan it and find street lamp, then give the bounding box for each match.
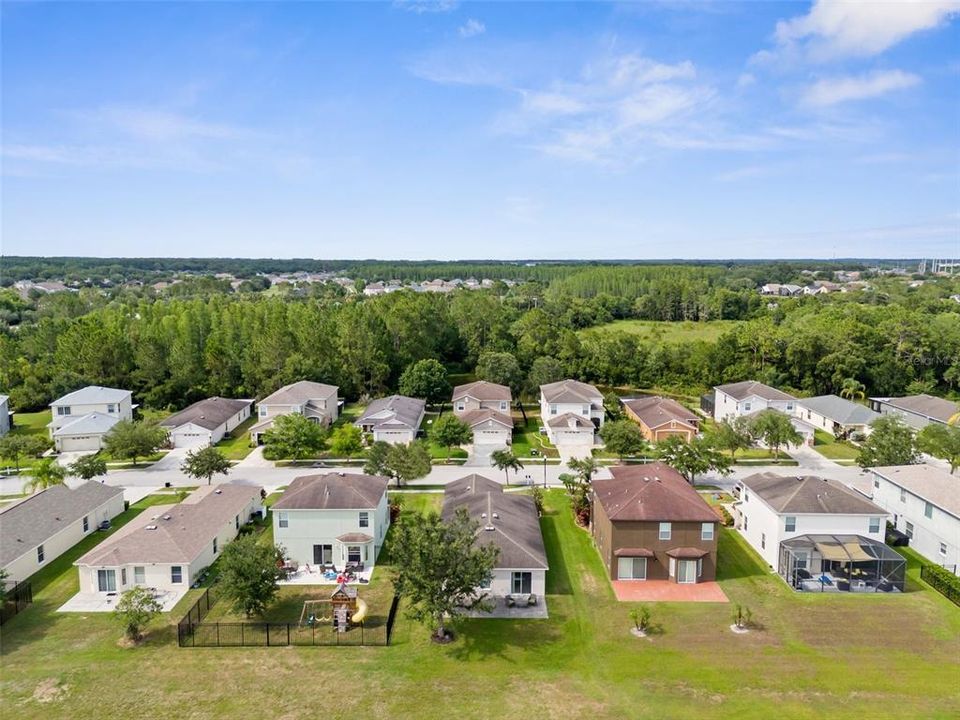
[543,456,547,488]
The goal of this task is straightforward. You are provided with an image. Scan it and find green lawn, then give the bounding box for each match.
[813,429,861,461]
[2,410,51,472]
[214,416,257,460]
[2,491,959,719]
[580,319,742,344]
[511,414,558,458]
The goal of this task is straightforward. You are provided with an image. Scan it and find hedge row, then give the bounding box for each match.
[920,564,960,607]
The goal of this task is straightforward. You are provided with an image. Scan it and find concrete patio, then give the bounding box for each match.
[279,565,375,586]
[59,587,187,613]
[459,595,549,619]
[611,580,728,603]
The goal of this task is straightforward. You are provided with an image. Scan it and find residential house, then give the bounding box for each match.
[160,397,252,448]
[735,473,901,593]
[452,381,513,447]
[75,484,262,598]
[442,474,548,601]
[759,283,802,296]
[591,463,719,584]
[866,465,960,576]
[743,409,816,446]
[868,394,959,430]
[249,380,339,444]
[539,380,604,444]
[354,395,425,445]
[48,386,135,451]
[1,483,124,584]
[712,381,796,422]
[794,395,880,438]
[623,396,700,442]
[803,281,840,295]
[0,394,10,437]
[272,472,390,570]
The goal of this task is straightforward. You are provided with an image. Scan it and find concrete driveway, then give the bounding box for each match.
[464,444,504,468]
[55,450,95,467]
[555,442,596,463]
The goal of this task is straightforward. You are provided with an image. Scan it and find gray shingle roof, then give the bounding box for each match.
[540,379,602,404]
[272,473,389,511]
[51,385,131,406]
[0,482,124,566]
[77,484,261,566]
[870,465,960,518]
[441,475,548,570]
[715,381,795,402]
[452,380,512,403]
[459,408,513,429]
[355,395,425,432]
[796,395,879,425]
[740,473,885,515]
[871,394,959,424]
[259,381,338,406]
[160,397,251,431]
[52,412,120,437]
[546,412,594,429]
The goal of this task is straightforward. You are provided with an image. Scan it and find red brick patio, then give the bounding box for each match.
[611,580,729,603]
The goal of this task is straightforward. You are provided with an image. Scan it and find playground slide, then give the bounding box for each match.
[351,598,368,624]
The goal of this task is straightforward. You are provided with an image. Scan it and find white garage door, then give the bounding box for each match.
[376,431,411,444]
[476,429,509,443]
[172,431,211,448]
[60,435,101,452]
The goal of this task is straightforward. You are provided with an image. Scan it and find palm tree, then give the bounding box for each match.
[23,458,67,494]
[490,449,523,487]
[839,378,866,402]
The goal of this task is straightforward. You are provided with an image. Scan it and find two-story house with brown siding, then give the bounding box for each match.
[591,463,719,584]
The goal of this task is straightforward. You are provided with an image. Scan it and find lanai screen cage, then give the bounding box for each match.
[779,534,906,594]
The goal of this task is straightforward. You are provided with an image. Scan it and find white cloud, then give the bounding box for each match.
[715,165,771,182]
[459,19,486,38]
[393,0,458,14]
[736,72,756,89]
[801,69,921,107]
[771,0,960,60]
[73,106,256,142]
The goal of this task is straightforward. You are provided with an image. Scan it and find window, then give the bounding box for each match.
[761,533,766,549]
[549,404,557,415]
[618,557,647,580]
[940,543,948,556]
[743,515,748,531]
[701,522,714,541]
[57,406,71,416]
[743,402,752,412]
[107,403,116,413]
[359,511,369,528]
[743,490,750,502]
[455,403,465,412]
[658,522,672,540]
[347,546,362,564]
[171,566,183,584]
[278,512,288,528]
[213,537,218,554]
[582,405,589,415]
[83,516,89,532]
[500,401,508,411]
[900,488,906,503]
[794,551,808,569]
[313,545,333,565]
[874,477,880,489]
[869,517,881,533]
[121,568,127,585]
[697,558,703,578]
[235,514,240,530]
[37,545,45,563]
[905,522,914,539]
[924,502,933,519]
[785,516,796,532]
[259,407,267,418]
[97,569,116,592]
[479,573,493,590]
[669,557,676,577]
[134,567,145,584]
[786,402,794,411]
[511,571,532,594]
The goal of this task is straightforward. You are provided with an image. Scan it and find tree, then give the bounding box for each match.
[429,414,472,462]
[857,416,920,469]
[23,457,67,494]
[709,417,755,460]
[384,441,432,487]
[399,359,450,405]
[599,420,649,461]
[917,423,960,473]
[476,351,523,395]
[525,356,564,396]
[748,410,802,460]
[604,392,624,421]
[69,454,108,480]
[567,455,600,485]
[491,448,523,486]
[363,440,392,477]
[103,420,168,466]
[114,587,163,642]
[218,534,285,617]
[839,378,866,401]
[180,446,231,485]
[391,507,500,641]
[0,569,7,604]
[261,413,326,460]
[329,424,364,459]
[656,436,732,484]
[0,434,49,471]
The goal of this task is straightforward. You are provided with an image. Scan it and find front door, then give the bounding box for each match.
[313,544,333,565]
[97,569,116,592]
[511,572,532,594]
[677,560,697,584]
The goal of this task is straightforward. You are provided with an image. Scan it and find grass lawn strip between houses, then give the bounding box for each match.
[1,491,959,719]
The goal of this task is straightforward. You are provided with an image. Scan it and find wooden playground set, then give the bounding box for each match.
[298,583,369,633]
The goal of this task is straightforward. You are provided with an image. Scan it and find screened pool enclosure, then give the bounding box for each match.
[779,534,906,593]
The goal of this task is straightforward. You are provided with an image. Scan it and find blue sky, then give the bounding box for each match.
[2,1,959,260]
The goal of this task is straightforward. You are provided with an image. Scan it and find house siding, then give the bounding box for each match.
[49,394,133,433]
[713,390,795,422]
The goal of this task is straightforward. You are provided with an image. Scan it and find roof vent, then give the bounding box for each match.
[214,489,222,494]
[481,513,487,518]
[484,525,496,531]
[492,513,499,519]
[145,525,158,530]
[338,472,345,477]
[162,515,171,521]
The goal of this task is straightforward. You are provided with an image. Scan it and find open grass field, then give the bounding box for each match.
[2,491,958,719]
[581,319,741,344]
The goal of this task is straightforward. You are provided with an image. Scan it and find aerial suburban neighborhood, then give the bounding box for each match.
[2,1,960,719]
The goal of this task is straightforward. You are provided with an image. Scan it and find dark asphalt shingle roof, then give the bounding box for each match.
[740,473,885,515]
[715,381,795,402]
[795,395,879,425]
[593,463,716,523]
[355,395,425,431]
[161,397,251,431]
[871,394,959,424]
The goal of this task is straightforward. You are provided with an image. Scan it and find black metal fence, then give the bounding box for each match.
[1,580,33,625]
[176,588,402,648]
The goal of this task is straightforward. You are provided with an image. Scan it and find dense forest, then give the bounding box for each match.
[1,262,957,413]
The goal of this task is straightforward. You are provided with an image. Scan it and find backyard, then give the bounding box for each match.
[1,491,958,719]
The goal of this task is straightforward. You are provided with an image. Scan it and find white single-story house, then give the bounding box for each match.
[868,394,959,430]
[250,380,339,444]
[272,472,390,570]
[735,473,901,593]
[866,464,960,576]
[539,379,604,443]
[442,474,548,603]
[713,381,796,422]
[0,394,10,437]
[354,395,425,445]
[1,482,125,584]
[74,484,263,602]
[52,412,121,452]
[794,395,879,437]
[160,397,252,448]
[48,385,135,452]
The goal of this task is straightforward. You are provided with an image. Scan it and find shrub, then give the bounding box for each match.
[921,564,960,607]
[717,505,734,527]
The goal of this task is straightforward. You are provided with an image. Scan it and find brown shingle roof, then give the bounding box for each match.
[623,396,699,430]
[459,408,513,429]
[452,380,512,403]
[546,412,594,429]
[160,397,251,431]
[272,473,389,510]
[592,463,716,523]
[259,380,338,406]
[740,473,885,515]
[540,379,602,404]
[715,381,795,402]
